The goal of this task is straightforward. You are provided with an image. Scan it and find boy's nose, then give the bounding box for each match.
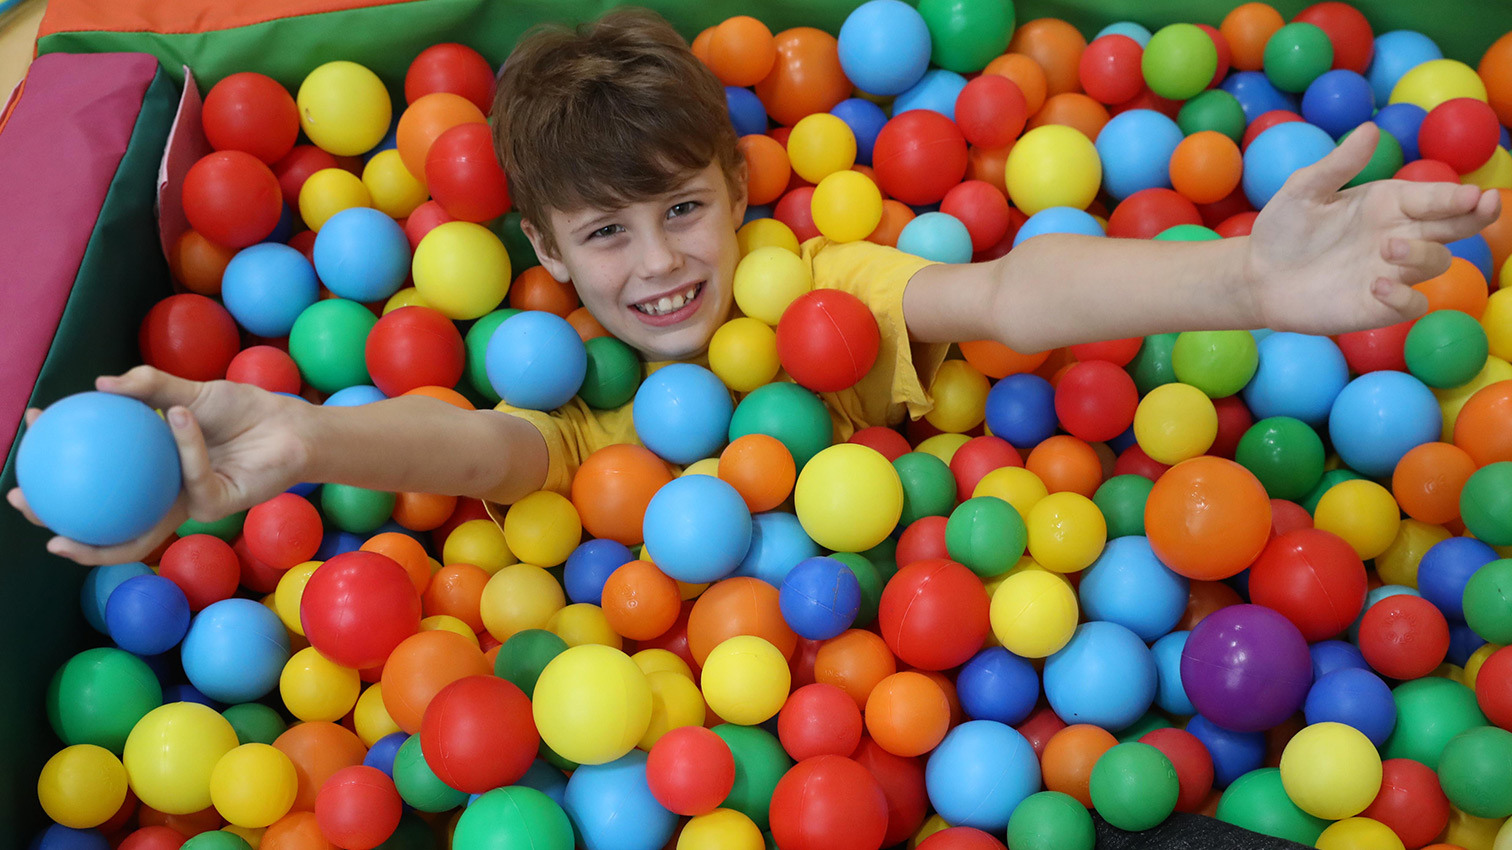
[637,229,683,278]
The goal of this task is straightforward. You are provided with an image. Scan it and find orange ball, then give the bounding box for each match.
[691,27,715,65]
[813,629,897,709]
[864,671,951,757]
[272,722,367,813]
[601,559,681,641]
[137,805,223,835]
[509,266,578,317]
[1178,580,1244,631]
[392,491,457,532]
[1452,379,1512,465]
[379,630,490,733]
[422,562,490,633]
[1007,19,1087,98]
[566,306,609,341]
[1026,435,1104,498]
[170,229,236,296]
[1145,456,1272,580]
[866,199,916,248]
[707,15,777,87]
[687,577,797,666]
[967,144,1012,198]
[960,339,1050,379]
[984,53,1048,115]
[1220,3,1285,72]
[916,669,965,728]
[395,92,486,185]
[1476,188,1512,274]
[404,385,474,410]
[361,532,433,595]
[739,134,792,207]
[571,444,675,546]
[1041,724,1118,808]
[753,27,851,127]
[1413,257,1489,319]
[1027,92,1109,141]
[1392,442,1477,525]
[718,434,797,512]
[262,810,334,849]
[1170,131,1244,205]
[1479,30,1512,126]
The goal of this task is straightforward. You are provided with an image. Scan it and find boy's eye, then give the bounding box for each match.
[589,224,624,240]
[668,201,701,218]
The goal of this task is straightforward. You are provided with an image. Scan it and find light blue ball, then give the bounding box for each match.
[17,392,181,547]
[1242,332,1349,426]
[1151,631,1196,716]
[517,758,570,809]
[1374,103,1427,162]
[642,475,752,584]
[105,575,190,656]
[898,212,973,263]
[1043,621,1157,731]
[323,384,387,406]
[1448,232,1494,281]
[632,363,733,464]
[1095,109,1184,200]
[1220,70,1299,124]
[485,310,587,411]
[1301,70,1375,139]
[564,539,635,605]
[1304,667,1397,747]
[1328,370,1441,478]
[893,69,969,121]
[1095,21,1152,46]
[1348,584,1421,643]
[1366,30,1443,107]
[831,98,889,164]
[779,556,861,640]
[221,242,319,337]
[838,0,932,96]
[312,207,411,302]
[1080,536,1189,642]
[733,510,820,587]
[956,647,1039,725]
[80,562,152,635]
[925,720,1040,832]
[563,750,677,850]
[726,86,768,137]
[181,598,290,703]
[1242,121,1336,208]
[1013,207,1104,248]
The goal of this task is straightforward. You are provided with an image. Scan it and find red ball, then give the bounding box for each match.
[1269,499,1314,537]
[770,756,889,850]
[1210,395,1254,460]
[226,345,302,394]
[1395,159,1463,183]
[1113,444,1171,481]
[872,110,969,205]
[1199,188,1256,230]
[425,123,511,222]
[1419,98,1501,174]
[949,436,1025,503]
[940,181,1011,252]
[364,306,466,397]
[182,150,283,249]
[157,534,241,612]
[117,827,188,850]
[202,72,299,164]
[1476,645,1512,729]
[776,289,881,393]
[1015,705,1068,757]
[1247,529,1367,641]
[774,186,821,242]
[1054,360,1139,443]
[242,492,323,571]
[779,683,864,761]
[1242,110,1305,150]
[1069,337,1142,367]
[404,200,456,251]
[646,726,737,816]
[139,293,240,382]
[1106,188,1202,240]
[405,43,496,113]
[1080,35,1145,105]
[918,828,1008,850]
[851,736,929,846]
[273,144,339,207]
[895,516,949,570]
[954,74,1027,149]
[1359,758,1452,849]
[1294,2,1375,73]
[234,535,286,594]
[1213,210,1259,238]
[1358,594,1450,680]
[419,675,538,794]
[1138,727,1215,814]
[1197,24,1233,88]
[315,765,403,850]
[878,559,990,671]
[849,426,911,462]
[1337,321,1411,373]
[300,550,422,669]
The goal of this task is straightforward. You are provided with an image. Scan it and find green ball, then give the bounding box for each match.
[1178,90,1247,141]
[728,382,833,470]
[1462,462,1512,546]
[831,552,883,627]
[222,702,287,746]
[493,211,540,273]
[1116,712,1175,743]
[46,647,161,754]
[289,298,377,393]
[539,738,580,772]
[181,833,251,850]
[1463,558,1512,645]
[1216,767,1329,845]
[1171,330,1259,399]
[495,628,569,698]
[1155,224,1222,242]
[946,496,1027,577]
[1382,676,1488,768]
[1302,467,1365,514]
[1343,126,1406,188]
[393,733,469,812]
[177,509,245,541]
[1235,417,1325,501]
[1007,791,1096,850]
[1089,742,1181,831]
[894,451,957,527]
[376,813,433,850]
[321,483,396,534]
[917,0,1015,74]
[1093,474,1153,538]
[465,308,520,404]
[454,786,574,850]
[712,724,792,831]
[1406,309,1489,389]
[1264,22,1334,93]
[1142,23,1218,101]
[579,336,642,409]
[1130,333,1179,396]
[862,536,900,586]
[1437,726,1512,818]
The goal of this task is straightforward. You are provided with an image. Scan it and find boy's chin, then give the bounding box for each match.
[631,327,714,362]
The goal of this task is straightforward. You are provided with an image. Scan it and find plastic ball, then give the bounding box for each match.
[485,310,585,411]
[1463,558,1512,645]
[1044,621,1157,730]
[47,648,161,753]
[810,170,883,244]
[1169,131,1244,205]
[300,551,420,670]
[363,306,465,397]
[1304,667,1397,747]
[1247,529,1366,642]
[122,702,239,815]
[1006,791,1095,850]
[563,750,678,850]
[925,721,1040,833]
[570,445,672,547]
[37,744,128,829]
[1265,22,1334,93]
[1181,604,1311,732]
[873,110,970,206]
[1242,120,1335,207]
[1081,35,1145,105]
[424,122,509,222]
[1215,767,1329,845]
[1390,58,1488,111]
[754,27,852,128]
[776,289,880,393]
[1461,462,1512,545]
[202,71,299,164]
[1235,416,1325,501]
[644,725,736,816]
[733,246,812,325]
[954,647,1038,726]
[642,474,752,584]
[1359,593,1451,680]
[944,497,1026,578]
[310,207,409,304]
[181,598,290,705]
[1279,722,1383,820]
[787,113,857,184]
[1054,360,1139,443]
[138,293,239,383]
[1418,537,1498,623]
[1025,491,1107,574]
[793,444,902,553]
[878,559,990,671]
[1089,742,1180,831]
[701,635,791,726]
[530,645,650,766]
[989,568,1078,658]
[861,671,949,758]
[182,151,282,249]
[105,575,191,657]
[1172,330,1259,399]
[453,786,572,850]
[296,61,391,156]
[985,374,1057,448]
[1079,536,1188,642]
[1314,818,1406,850]
[494,629,568,698]
[836,0,931,96]
[1134,382,1218,465]
[1404,309,1489,389]
[897,212,974,264]
[778,556,861,641]
[205,742,296,828]
[411,221,510,320]
[1139,23,1216,100]
[287,297,379,393]
[420,676,536,794]
[1300,70,1375,139]
[1005,125,1101,215]
[1357,758,1451,848]
[1313,478,1401,560]
[917,0,1013,73]
[1096,109,1184,200]
[1244,332,1350,426]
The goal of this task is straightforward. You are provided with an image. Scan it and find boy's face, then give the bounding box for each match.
[523,161,747,362]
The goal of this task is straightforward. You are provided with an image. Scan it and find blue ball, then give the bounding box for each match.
[312,207,410,302]
[956,647,1039,725]
[893,69,969,121]
[1309,639,1369,680]
[181,598,291,703]
[315,529,364,560]
[1043,621,1157,731]
[364,732,407,776]
[485,310,588,411]
[1373,103,1427,162]
[1349,584,1421,643]
[1448,620,1488,667]
[105,575,191,656]
[1242,121,1336,208]
[1417,536,1498,622]
[564,539,635,605]
[1095,21,1152,46]
[364,124,400,160]
[80,562,152,635]
[642,475,752,584]
[1078,536,1189,642]
[831,98,889,164]
[1186,714,1265,788]
[732,510,821,587]
[1013,207,1104,248]
[1328,371,1441,478]
[220,243,319,337]
[726,86,768,137]
[1108,425,1138,455]
[17,392,182,547]
[1366,30,1443,107]
[837,0,932,96]
[926,720,1040,832]
[633,363,733,464]
[779,556,861,640]
[563,750,678,850]
[269,203,296,244]
[323,384,387,406]
[517,758,570,808]
[1095,109,1184,200]
[1303,667,1397,746]
[897,212,974,263]
[743,204,774,224]
[1220,71,1299,124]
[30,825,109,850]
[163,683,218,708]
[1300,70,1375,139]
[1242,332,1349,426]
[1448,232,1494,281]
[1151,630,1196,716]
[985,374,1057,449]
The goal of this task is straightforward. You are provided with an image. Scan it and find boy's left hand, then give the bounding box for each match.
[1244,122,1502,336]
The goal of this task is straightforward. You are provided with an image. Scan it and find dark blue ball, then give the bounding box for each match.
[956,647,1039,725]
[726,86,768,137]
[1303,667,1396,746]
[1373,103,1426,162]
[1220,70,1299,124]
[779,556,861,640]
[1417,536,1498,622]
[1448,232,1494,281]
[564,539,635,605]
[105,574,191,656]
[831,98,888,165]
[1300,70,1374,139]
[1186,713,1265,788]
[984,374,1057,449]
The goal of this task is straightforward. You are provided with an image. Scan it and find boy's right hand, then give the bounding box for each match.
[6,365,314,566]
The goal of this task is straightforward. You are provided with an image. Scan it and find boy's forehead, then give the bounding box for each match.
[549,163,725,225]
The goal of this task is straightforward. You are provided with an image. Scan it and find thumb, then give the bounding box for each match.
[1283,121,1379,200]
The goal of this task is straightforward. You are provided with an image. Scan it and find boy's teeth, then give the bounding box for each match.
[636,284,699,316]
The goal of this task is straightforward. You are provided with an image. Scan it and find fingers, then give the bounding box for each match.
[45,496,189,567]
[1383,237,1453,286]
[24,408,40,427]
[166,406,226,519]
[97,365,202,411]
[6,486,43,527]
[1372,276,1430,322]
[1397,180,1483,221]
[1283,122,1379,200]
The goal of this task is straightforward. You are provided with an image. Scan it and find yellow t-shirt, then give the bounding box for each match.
[497,236,947,497]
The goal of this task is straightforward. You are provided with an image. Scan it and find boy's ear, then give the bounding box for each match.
[731,159,749,223]
[520,217,572,284]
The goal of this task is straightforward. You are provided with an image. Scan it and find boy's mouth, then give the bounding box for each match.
[630,281,704,325]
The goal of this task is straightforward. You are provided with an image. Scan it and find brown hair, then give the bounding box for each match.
[492,8,743,257]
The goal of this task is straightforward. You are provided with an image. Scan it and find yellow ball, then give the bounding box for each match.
[1483,288,1512,361]
[422,614,479,645]
[480,563,566,643]
[548,602,623,649]
[383,286,431,314]
[1464,146,1512,190]
[1314,479,1401,560]
[1390,59,1489,110]
[1315,817,1406,850]
[37,744,127,829]
[915,433,972,466]
[787,113,858,183]
[733,246,813,325]
[1134,382,1218,465]
[701,635,791,726]
[274,560,320,636]
[299,167,372,232]
[794,443,904,552]
[122,702,240,815]
[812,170,883,243]
[353,682,402,747]
[990,569,1079,658]
[738,218,801,257]
[1004,124,1102,215]
[443,518,517,573]
[533,645,652,765]
[280,646,360,723]
[504,490,582,567]
[633,648,695,680]
[1464,642,1502,691]
[1437,355,1512,435]
[1026,491,1107,573]
[296,60,392,156]
[640,669,707,749]
[914,814,953,846]
[209,743,297,828]
[973,467,1049,520]
[682,458,722,478]
[709,317,780,392]
[1444,806,1507,850]
[222,825,265,845]
[1375,519,1452,587]
[362,148,429,219]
[925,359,990,433]
[412,221,511,320]
[680,809,765,850]
[1279,721,1383,820]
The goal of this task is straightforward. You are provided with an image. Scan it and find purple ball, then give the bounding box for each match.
[1180,604,1311,732]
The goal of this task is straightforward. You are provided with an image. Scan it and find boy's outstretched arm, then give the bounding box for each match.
[903,123,1502,352]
